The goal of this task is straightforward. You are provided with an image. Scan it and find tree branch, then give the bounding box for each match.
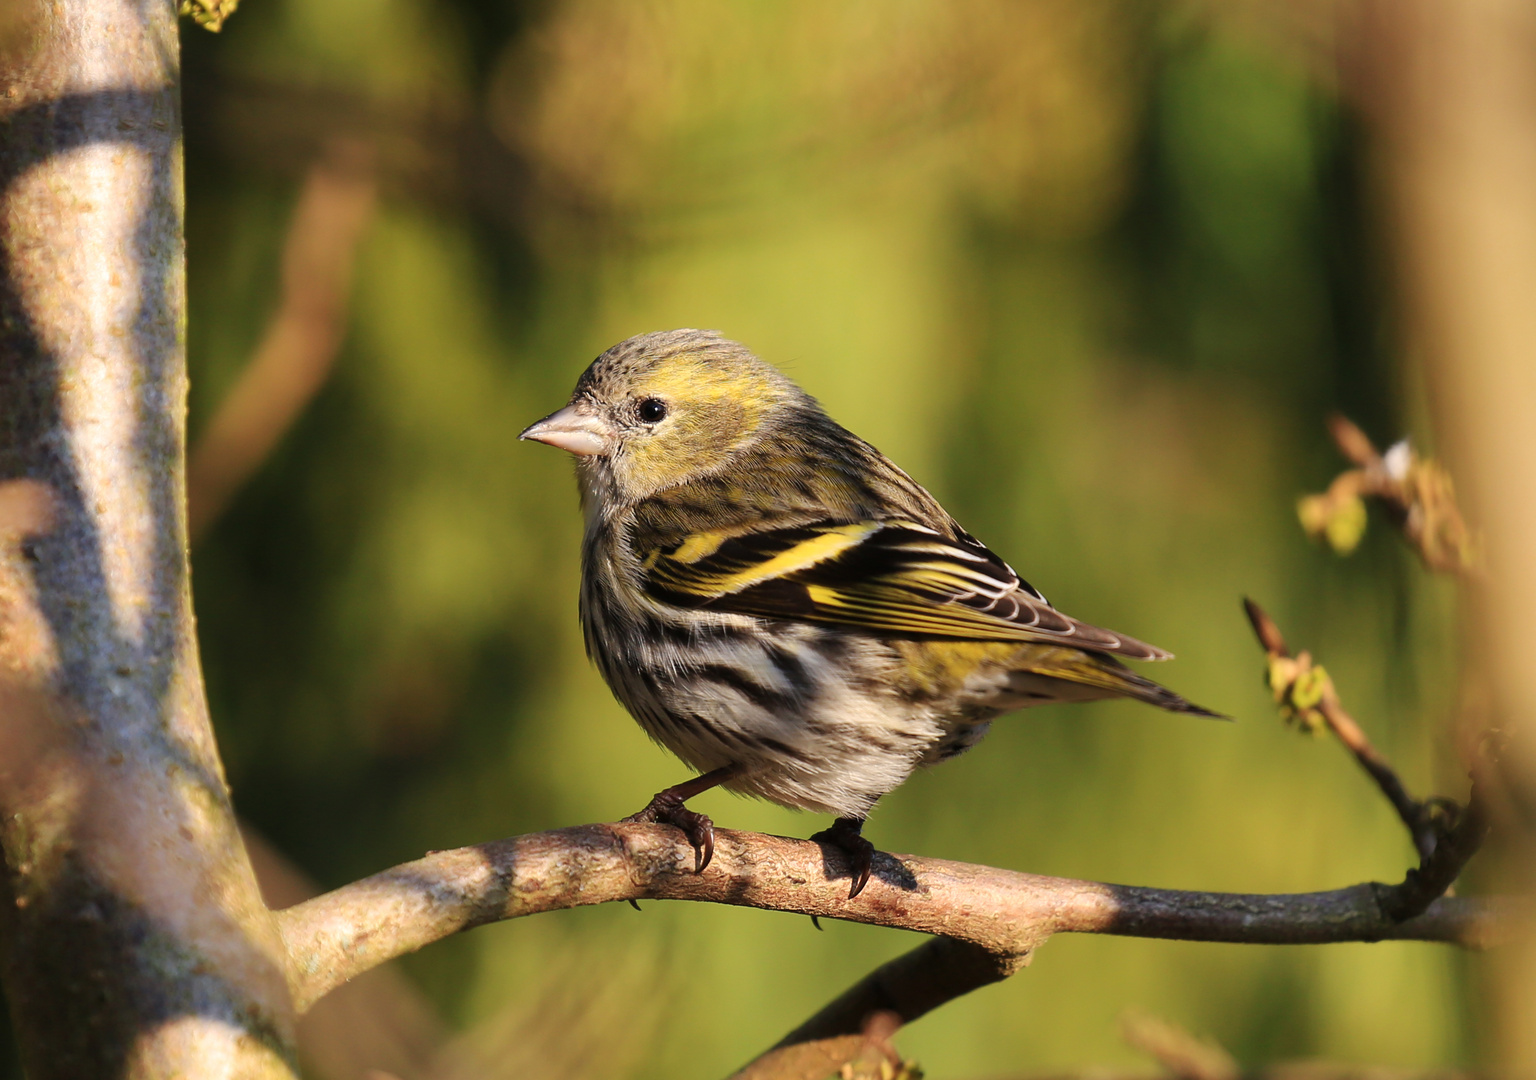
[242,826,445,1080]
[728,940,1016,1080]
[275,822,1502,1015]
[731,1009,916,1080]
[187,139,377,540]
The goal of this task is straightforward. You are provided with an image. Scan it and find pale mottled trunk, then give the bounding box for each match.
[0,0,297,1075]
[1366,0,1536,1071]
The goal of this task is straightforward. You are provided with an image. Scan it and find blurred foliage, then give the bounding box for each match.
[1296,427,1478,574]
[1267,653,1334,735]
[1300,490,1369,556]
[180,0,239,34]
[0,0,1471,1076]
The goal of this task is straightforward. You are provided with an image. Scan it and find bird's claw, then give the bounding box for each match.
[811,818,876,899]
[624,793,716,873]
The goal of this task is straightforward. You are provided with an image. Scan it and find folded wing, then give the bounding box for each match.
[639,519,1172,660]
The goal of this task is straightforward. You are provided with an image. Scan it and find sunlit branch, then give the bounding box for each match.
[276,822,1501,1016]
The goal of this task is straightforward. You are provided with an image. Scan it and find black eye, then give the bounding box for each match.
[637,398,668,423]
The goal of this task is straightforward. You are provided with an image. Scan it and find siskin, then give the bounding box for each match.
[522,330,1220,897]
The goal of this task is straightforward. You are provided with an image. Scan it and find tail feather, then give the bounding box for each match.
[1006,648,1227,719]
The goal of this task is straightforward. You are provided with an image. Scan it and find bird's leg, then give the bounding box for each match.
[810,816,876,899]
[623,765,740,873]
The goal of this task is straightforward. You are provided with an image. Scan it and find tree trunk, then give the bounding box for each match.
[1363,0,1536,1072]
[0,0,298,1075]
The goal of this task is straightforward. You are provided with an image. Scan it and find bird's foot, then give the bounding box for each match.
[624,791,716,873]
[811,817,876,899]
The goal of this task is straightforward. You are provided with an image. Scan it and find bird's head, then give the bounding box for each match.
[521,330,810,507]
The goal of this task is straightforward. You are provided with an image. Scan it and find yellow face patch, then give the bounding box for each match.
[616,355,786,495]
[638,358,776,423]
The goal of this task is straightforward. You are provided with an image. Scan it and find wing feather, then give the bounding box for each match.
[639,519,1171,660]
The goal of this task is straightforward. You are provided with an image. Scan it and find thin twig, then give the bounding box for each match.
[1296,416,1477,576]
[1243,599,1438,856]
[275,822,1504,1015]
[1242,599,1487,920]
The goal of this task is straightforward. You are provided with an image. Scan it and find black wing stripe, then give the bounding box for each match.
[640,519,1170,657]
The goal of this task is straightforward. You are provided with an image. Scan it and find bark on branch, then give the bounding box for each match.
[276,822,1502,1016]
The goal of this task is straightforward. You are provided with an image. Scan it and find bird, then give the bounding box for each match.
[521,329,1220,898]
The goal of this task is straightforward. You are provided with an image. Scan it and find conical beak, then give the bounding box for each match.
[519,403,614,457]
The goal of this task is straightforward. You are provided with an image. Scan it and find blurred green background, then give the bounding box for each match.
[13,1,1478,1076]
